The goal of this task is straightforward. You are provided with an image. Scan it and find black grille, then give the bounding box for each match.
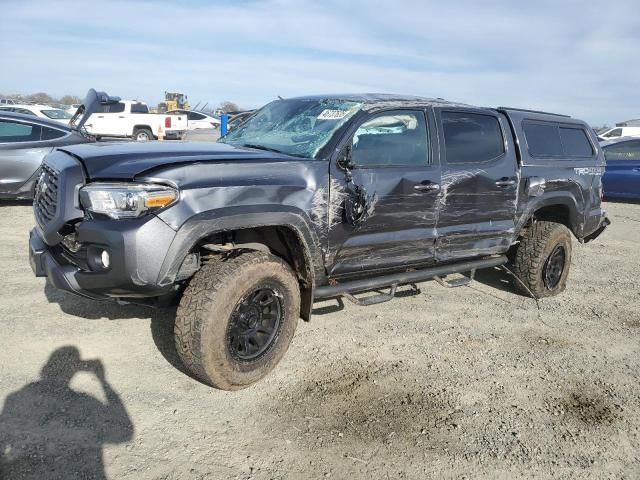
[34,163,60,227]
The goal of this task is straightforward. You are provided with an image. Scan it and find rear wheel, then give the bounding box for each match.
[510,221,572,298]
[174,250,300,390]
[134,128,154,142]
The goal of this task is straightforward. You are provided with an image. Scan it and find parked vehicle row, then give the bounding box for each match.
[0,104,72,125]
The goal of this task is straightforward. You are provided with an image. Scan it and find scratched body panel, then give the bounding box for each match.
[506,109,607,241]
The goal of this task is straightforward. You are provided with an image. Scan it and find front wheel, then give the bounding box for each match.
[510,221,573,298]
[174,251,300,390]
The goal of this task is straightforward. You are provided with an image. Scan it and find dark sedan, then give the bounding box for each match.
[601,137,640,200]
[0,112,91,199]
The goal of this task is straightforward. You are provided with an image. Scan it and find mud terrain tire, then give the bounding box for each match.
[511,221,572,298]
[174,250,300,390]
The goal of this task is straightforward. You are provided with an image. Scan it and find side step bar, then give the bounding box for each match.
[314,256,507,300]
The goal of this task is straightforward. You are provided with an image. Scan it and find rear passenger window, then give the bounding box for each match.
[352,110,428,167]
[0,120,41,142]
[559,127,593,156]
[96,103,125,114]
[130,103,149,114]
[442,111,504,164]
[524,123,563,156]
[524,122,594,158]
[41,126,67,140]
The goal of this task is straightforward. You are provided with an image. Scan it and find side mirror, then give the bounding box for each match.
[337,144,355,171]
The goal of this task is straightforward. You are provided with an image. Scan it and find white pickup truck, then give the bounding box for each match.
[84,100,187,141]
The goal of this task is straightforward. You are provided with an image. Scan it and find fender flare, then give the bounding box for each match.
[515,192,584,239]
[155,206,325,300]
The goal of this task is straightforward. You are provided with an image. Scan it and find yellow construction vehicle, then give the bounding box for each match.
[157,92,189,113]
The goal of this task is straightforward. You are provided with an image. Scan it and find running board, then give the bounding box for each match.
[314,256,506,300]
[343,284,398,306]
[434,269,476,288]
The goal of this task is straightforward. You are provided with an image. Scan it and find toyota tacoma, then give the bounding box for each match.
[29,91,609,390]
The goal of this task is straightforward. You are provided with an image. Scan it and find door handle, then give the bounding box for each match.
[414,182,440,192]
[632,168,640,172]
[97,115,104,118]
[495,179,516,187]
[118,116,125,118]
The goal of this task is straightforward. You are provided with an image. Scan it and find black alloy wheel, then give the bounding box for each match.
[543,244,566,289]
[227,287,283,361]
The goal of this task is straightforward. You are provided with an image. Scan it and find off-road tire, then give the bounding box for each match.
[134,128,154,142]
[510,221,572,298]
[174,250,300,390]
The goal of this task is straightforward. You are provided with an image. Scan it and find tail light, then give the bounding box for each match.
[165,117,171,129]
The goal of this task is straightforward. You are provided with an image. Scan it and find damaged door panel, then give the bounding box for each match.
[434,109,518,261]
[326,109,441,275]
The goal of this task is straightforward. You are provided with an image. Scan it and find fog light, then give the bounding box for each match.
[100,250,110,269]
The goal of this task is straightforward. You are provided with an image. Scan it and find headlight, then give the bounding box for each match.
[79,183,178,219]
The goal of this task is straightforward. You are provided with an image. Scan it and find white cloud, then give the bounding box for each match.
[1,0,638,124]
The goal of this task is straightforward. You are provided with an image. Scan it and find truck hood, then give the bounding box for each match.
[57,141,297,180]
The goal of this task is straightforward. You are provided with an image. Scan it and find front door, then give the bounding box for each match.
[434,108,518,261]
[326,109,441,276]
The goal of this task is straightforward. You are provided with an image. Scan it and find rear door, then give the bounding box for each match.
[602,140,640,198]
[434,108,518,261]
[326,109,441,275]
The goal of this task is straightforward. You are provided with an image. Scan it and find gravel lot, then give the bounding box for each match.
[0,201,638,479]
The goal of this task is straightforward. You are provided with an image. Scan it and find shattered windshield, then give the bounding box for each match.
[219,98,362,158]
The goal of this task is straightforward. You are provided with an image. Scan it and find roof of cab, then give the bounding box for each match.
[284,93,473,110]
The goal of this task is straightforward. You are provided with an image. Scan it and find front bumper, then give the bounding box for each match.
[30,214,179,300]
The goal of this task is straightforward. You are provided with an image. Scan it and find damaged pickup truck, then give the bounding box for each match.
[29,92,609,390]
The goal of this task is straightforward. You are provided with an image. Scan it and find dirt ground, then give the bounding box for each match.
[0,201,638,480]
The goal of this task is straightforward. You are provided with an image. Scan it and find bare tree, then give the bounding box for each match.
[219,101,240,113]
[25,92,55,105]
[60,95,82,106]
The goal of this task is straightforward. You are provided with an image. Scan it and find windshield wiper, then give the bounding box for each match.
[241,143,284,154]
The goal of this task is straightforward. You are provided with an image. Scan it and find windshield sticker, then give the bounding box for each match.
[318,109,350,120]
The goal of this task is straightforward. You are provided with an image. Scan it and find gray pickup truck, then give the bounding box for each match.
[29,93,609,390]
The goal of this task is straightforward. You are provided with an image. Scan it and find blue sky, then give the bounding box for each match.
[1,0,638,125]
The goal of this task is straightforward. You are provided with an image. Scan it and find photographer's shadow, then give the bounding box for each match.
[0,346,134,480]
